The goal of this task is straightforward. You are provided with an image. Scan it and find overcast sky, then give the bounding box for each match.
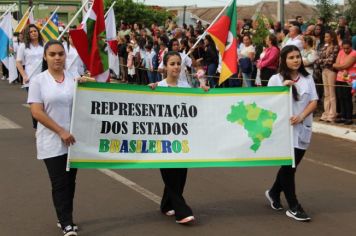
[141,0,343,7]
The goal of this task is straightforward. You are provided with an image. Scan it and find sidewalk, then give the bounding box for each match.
[313,121,356,142]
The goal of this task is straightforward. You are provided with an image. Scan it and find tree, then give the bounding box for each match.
[251,14,270,58]
[314,0,338,23]
[344,0,356,33]
[104,0,172,28]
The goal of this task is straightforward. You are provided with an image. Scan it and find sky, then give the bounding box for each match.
[140,0,344,7]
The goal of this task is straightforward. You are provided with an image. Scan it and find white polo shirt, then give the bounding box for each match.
[268,73,318,150]
[16,43,44,87]
[27,70,77,160]
[157,78,191,88]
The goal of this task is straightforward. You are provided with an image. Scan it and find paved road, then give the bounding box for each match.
[1,80,356,236]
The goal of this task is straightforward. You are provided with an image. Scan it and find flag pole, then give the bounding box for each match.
[0,3,17,19]
[188,0,233,56]
[57,0,90,40]
[19,6,35,33]
[104,1,116,18]
[40,6,60,33]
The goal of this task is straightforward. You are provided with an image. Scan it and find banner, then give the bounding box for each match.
[68,83,294,169]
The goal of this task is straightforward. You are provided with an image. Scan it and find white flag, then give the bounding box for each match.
[105,7,120,77]
[0,13,18,83]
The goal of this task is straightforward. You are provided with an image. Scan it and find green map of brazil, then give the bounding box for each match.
[227,101,277,152]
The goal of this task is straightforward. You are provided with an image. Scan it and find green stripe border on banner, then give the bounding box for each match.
[70,159,292,169]
[78,82,289,95]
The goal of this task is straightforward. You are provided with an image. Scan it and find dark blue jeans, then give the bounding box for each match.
[207,63,218,88]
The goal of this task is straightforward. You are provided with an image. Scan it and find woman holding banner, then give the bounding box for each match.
[27,40,79,236]
[265,45,318,222]
[151,51,209,224]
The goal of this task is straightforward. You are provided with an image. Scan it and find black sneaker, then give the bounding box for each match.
[286,204,311,222]
[62,225,77,236]
[265,190,283,211]
[57,222,78,231]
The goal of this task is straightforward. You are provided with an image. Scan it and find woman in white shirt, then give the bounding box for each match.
[238,35,255,87]
[16,24,44,88]
[151,51,196,224]
[27,40,79,236]
[16,24,44,129]
[301,36,318,75]
[265,45,318,222]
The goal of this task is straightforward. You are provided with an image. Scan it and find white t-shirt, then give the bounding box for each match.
[158,52,192,83]
[157,78,191,88]
[27,70,76,159]
[65,44,85,76]
[268,73,318,150]
[16,43,44,87]
[283,36,303,51]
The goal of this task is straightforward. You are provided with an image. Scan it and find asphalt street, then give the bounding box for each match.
[1,80,356,236]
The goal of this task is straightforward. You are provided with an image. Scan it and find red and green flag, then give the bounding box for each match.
[69,0,109,82]
[207,0,237,85]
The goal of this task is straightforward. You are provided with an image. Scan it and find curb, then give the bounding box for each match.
[313,121,356,142]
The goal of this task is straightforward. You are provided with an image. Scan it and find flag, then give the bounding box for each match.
[207,0,237,85]
[70,0,109,82]
[0,13,18,83]
[105,7,120,77]
[14,7,35,33]
[41,13,59,42]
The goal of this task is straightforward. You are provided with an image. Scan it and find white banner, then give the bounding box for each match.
[68,83,294,169]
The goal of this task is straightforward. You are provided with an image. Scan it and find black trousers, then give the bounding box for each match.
[270,148,306,209]
[260,67,277,86]
[335,81,353,120]
[160,168,193,220]
[44,154,77,228]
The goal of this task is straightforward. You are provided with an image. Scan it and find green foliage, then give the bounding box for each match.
[104,0,172,28]
[251,13,270,57]
[315,0,338,23]
[344,0,356,34]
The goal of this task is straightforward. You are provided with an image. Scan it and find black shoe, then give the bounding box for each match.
[58,222,78,231]
[335,118,346,124]
[286,204,311,222]
[62,225,77,236]
[265,190,283,211]
[344,119,353,125]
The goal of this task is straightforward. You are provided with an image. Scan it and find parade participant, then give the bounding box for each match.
[265,45,318,222]
[64,33,85,76]
[16,24,44,129]
[16,24,44,88]
[27,40,80,236]
[333,40,356,125]
[150,51,200,224]
[158,38,192,85]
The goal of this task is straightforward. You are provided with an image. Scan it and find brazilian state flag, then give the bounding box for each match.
[207,0,238,85]
[41,13,59,42]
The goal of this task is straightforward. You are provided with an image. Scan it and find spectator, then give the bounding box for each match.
[314,24,325,51]
[284,26,303,51]
[336,16,352,41]
[144,43,156,83]
[126,44,136,84]
[333,40,356,125]
[203,35,219,88]
[238,34,255,87]
[316,30,339,122]
[257,34,280,86]
[301,36,318,75]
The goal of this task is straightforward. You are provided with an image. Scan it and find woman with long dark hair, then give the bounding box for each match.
[28,40,80,236]
[265,45,318,222]
[316,30,339,122]
[203,35,219,88]
[16,24,44,88]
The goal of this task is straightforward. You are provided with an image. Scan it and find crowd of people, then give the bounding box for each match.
[0,13,355,236]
